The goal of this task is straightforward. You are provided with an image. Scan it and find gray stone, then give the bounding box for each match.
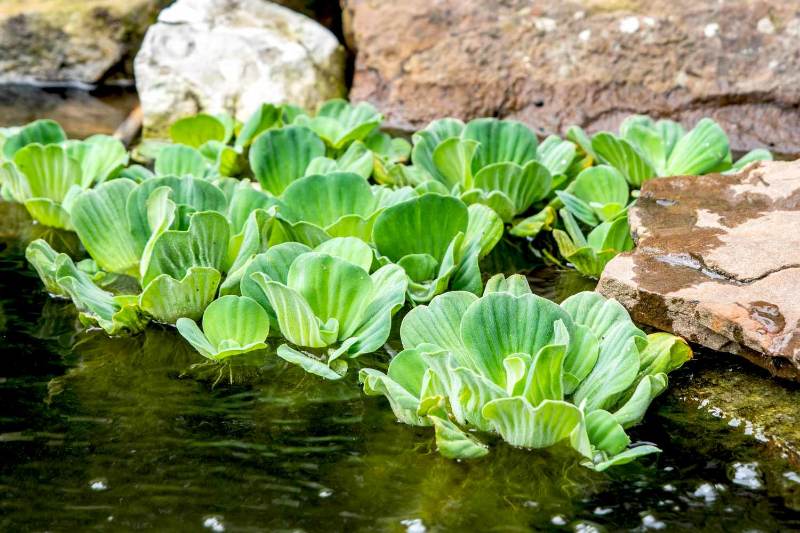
[343,0,800,157]
[597,160,800,380]
[135,0,346,138]
[0,0,166,84]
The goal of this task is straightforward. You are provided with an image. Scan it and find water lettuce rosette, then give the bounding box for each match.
[360,274,691,470]
[240,237,408,379]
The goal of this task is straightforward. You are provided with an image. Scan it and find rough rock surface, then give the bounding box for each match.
[597,160,800,380]
[0,0,166,84]
[343,0,800,156]
[135,0,346,138]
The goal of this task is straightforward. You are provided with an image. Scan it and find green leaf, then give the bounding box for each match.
[176,295,269,361]
[313,236,374,273]
[730,148,772,173]
[0,161,31,202]
[612,374,668,428]
[483,273,532,297]
[570,165,629,216]
[637,332,692,377]
[287,252,374,340]
[450,203,503,294]
[25,239,68,296]
[509,205,557,238]
[298,99,381,149]
[431,415,489,459]
[586,445,661,472]
[537,135,576,176]
[249,126,325,195]
[400,291,477,356]
[432,137,479,189]
[452,366,508,430]
[482,398,581,448]
[623,123,666,175]
[14,143,81,202]
[23,198,74,230]
[154,144,208,177]
[373,193,468,264]
[666,118,729,176]
[276,344,348,379]
[140,267,221,324]
[169,114,227,148]
[281,172,376,229]
[67,135,129,185]
[239,242,310,312]
[251,275,337,348]
[459,292,573,385]
[411,118,465,181]
[473,161,551,215]
[346,263,408,356]
[127,176,227,253]
[585,409,630,455]
[235,103,282,149]
[56,255,147,335]
[3,119,66,159]
[462,118,538,172]
[142,211,230,286]
[522,343,566,405]
[71,179,140,276]
[573,330,641,412]
[591,133,655,186]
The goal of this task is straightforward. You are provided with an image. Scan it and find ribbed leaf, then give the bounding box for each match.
[276,345,348,379]
[203,295,269,349]
[450,203,503,295]
[400,291,477,356]
[522,344,566,406]
[281,172,376,227]
[249,126,325,195]
[537,135,576,176]
[411,118,465,182]
[239,243,310,312]
[67,135,129,185]
[347,263,408,356]
[571,165,629,210]
[142,211,230,286]
[71,179,139,276]
[169,114,227,148]
[235,103,281,149]
[591,133,655,186]
[452,366,507,431]
[460,292,573,386]
[3,119,66,159]
[154,144,207,177]
[462,118,538,171]
[431,415,489,459]
[473,161,551,215]
[14,143,80,201]
[483,273,532,296]
[585,409,630,455]
[25,239,67,296]
[666,118,729,176]
[432,137,479,189]
[612,374,668,428]
[373,193,468,264]
[140,267,221,323]
[482,398,581,448]
[127,176,227,253]
[287,252,373,340]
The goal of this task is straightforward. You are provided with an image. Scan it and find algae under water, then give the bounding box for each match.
[1,200,799,532]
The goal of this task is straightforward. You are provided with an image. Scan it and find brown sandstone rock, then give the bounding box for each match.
[597,160,800,380]
[343,0,800,156]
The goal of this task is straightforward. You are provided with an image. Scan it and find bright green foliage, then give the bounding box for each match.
[249,126,326,195]
[360,275,691,469]
[176,295,269,361]
[2,119,66,159]
[371,193,503,302]
[241,237,408,379]
[273,172,415,246]
[410,118,564,222]
[552,209,633,279]
[295,99,382,151]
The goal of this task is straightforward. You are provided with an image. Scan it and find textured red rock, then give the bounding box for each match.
[343,0,800,157]
[597,160,800,380]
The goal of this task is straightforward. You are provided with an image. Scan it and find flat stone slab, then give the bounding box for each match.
[598,160,800,380]
[343,0,800,156]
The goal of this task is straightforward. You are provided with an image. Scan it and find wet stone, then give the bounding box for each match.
[598,160,800,380]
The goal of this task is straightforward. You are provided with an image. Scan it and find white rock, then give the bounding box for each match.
[134,0,346,138]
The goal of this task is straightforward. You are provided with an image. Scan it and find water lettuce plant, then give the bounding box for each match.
[409,118,573,222]
[240,237,408,379]
[0,131,128,229]
[371,193,503,302]
[177,295,269,361]
[272,171,415,246]
[360,274,691,469]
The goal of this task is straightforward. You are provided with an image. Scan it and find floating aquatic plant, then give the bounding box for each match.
[360,274,691,469]
[240,237,408,379]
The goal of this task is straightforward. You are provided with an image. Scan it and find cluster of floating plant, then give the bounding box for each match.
[1,99,715,467]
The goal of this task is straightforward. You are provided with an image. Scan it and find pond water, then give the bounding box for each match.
[1,201,799,532]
